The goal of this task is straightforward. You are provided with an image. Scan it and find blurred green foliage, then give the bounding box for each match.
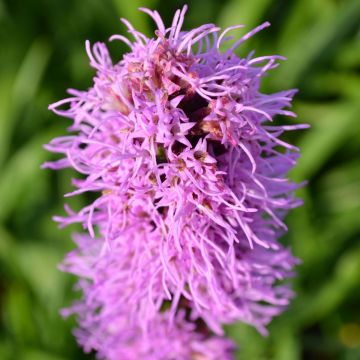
[0,0,359,359]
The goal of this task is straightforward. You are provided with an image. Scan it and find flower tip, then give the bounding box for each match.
[40,162,49,169]
[52,215,61,222]
[285,123,309,131]
[85,39,91,55]
[258,326,269,337]
[59,307,73,318]
[119,17,128,27]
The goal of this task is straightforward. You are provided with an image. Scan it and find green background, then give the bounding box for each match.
[0,0,359,359]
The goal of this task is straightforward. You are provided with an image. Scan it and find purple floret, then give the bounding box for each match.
[61,233,235,359]
[44,5,307,359]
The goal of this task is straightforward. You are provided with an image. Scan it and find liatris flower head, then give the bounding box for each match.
[44,5,307,359]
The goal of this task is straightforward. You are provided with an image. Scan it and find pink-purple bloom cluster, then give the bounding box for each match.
[44,6,306,359]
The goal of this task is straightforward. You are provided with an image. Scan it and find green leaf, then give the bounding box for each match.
[20,349,67,360]
[291,101,360,180]
[274,0,360,88]
[217,0,272,54]
[0,39,51,167]
[0,129,57,222]
[111,0,158,36]
[273,329,300,360]
[3,285,37,344]
[226,322,266,359]
[0,340,12,360]
[12,39,51,109]
[335,39,360,70]
[218,0,271,29]
[15,243,65,308]
[279,244,360,330]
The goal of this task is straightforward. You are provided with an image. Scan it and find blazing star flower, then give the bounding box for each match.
[44,5,307,359]
[61,234,235,359]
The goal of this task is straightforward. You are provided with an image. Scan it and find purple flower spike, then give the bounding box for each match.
[45,5,307,359]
